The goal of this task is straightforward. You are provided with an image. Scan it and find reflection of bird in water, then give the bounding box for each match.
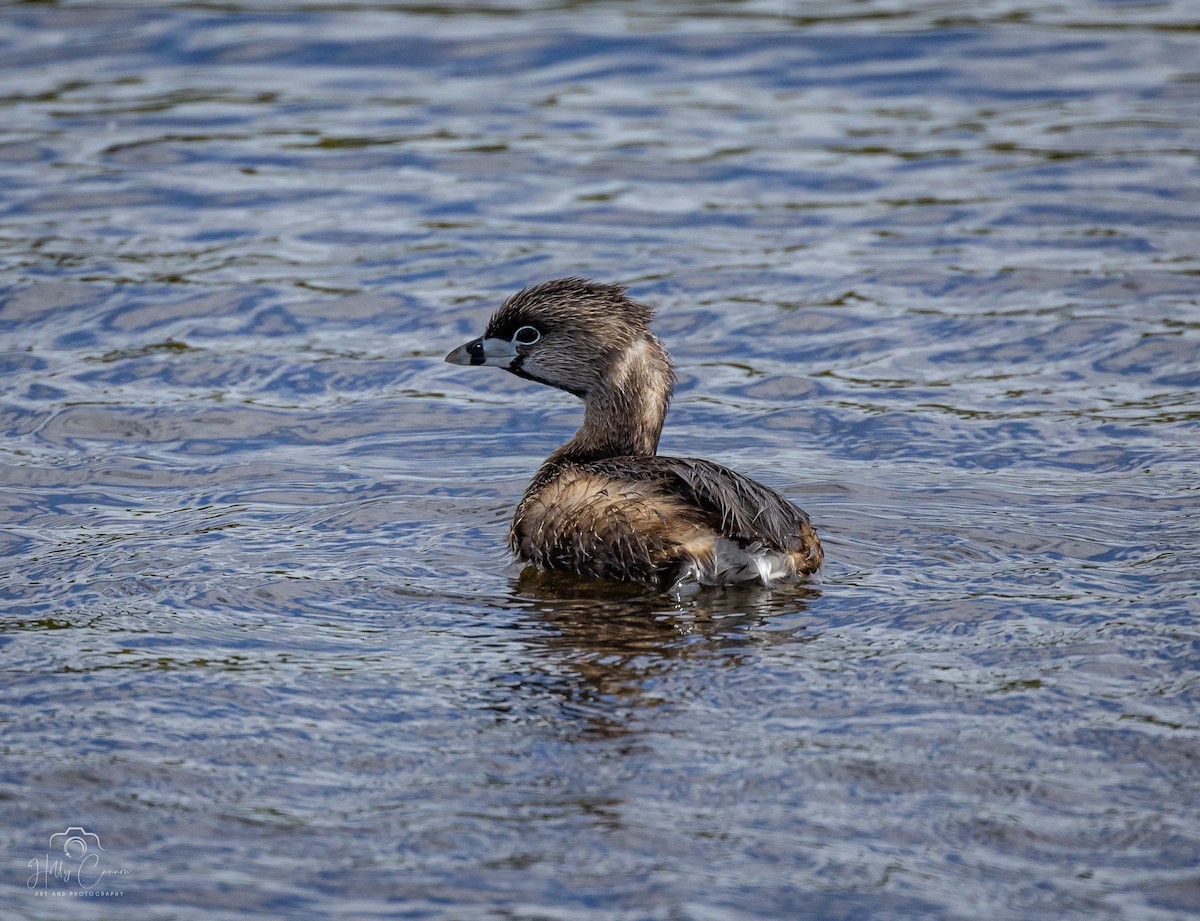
[503,578,822,740]
[446,278,823,593]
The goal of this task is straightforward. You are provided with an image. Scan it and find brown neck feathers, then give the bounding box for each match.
[548,335,675,465]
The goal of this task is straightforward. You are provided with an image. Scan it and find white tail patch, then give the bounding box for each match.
[672,538,795,590]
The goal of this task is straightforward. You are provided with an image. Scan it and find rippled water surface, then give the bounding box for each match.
[3,2,1199,918]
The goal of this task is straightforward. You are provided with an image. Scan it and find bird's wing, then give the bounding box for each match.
[587,455,815,553]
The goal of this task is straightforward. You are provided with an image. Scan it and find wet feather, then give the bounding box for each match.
[447,277,823,591]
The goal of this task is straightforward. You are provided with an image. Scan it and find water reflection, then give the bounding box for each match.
[497,570,822,737]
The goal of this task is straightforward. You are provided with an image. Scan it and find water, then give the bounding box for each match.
[2,2,1198,918]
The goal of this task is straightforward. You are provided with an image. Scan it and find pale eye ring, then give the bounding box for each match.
[513,325,541,346]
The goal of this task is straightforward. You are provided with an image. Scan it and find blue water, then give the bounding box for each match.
[2,2,1199,919]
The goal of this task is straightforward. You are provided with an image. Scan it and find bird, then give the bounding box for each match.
[445,277,822,593]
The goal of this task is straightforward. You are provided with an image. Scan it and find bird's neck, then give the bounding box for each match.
[548,335,674,465]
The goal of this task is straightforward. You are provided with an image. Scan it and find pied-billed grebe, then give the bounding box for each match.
[446,277,822,591]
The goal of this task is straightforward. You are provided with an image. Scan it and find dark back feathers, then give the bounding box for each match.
[559,455,814,554]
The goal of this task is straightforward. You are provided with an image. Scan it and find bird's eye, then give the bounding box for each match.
[513,325,541,346]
